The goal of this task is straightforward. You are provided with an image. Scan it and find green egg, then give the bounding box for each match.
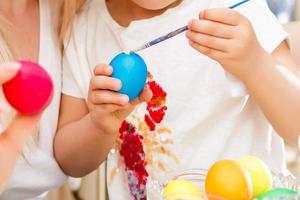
[255,188,297,200]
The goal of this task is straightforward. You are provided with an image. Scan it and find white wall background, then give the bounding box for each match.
[297,0,300,19]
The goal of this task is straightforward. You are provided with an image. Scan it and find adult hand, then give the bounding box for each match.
[0,62,40,192]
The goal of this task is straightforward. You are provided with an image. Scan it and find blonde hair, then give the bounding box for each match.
[0,0,86,59]
[59,0,86,46]
[0,16,15,127]
[0,16,14,62]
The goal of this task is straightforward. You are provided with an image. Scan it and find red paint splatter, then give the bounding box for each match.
[119,77,168,200]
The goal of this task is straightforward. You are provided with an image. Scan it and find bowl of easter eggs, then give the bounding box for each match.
[158,156,299,200]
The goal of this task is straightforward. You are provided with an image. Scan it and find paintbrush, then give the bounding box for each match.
[130,0,251,53]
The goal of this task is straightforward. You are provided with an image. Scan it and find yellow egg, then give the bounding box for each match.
[163,179,202,200]
[205,160,253,200]
[238,156,273,197]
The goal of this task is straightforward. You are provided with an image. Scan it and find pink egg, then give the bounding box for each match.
[3,61,54,115]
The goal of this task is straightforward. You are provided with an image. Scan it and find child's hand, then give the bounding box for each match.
[87,64,152,134]
[186,8,267,81]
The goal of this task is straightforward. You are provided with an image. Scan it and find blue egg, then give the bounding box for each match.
[110,52,148,101]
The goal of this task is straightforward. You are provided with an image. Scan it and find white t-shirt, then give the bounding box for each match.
[63,0,288,199]
[0,0,67,199]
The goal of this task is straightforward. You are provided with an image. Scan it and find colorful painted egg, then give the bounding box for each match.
[239,156,273,197]
[3,61,53,115]
[205,160,253,200]
[163,179,202,200]
[109,52,147,101]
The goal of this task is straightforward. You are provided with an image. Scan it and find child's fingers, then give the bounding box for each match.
[90,76,122,91]
[90,90,129,106]
[200,8,242,26]
[186,30,229,53]
[98,104,129,113]
[0,62,21,85]
[93,64,113,76]
[188,19,234,39]
[188,40,226,61]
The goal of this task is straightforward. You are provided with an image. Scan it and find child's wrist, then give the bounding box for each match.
[240,49,274,85]
[88,113,119,136]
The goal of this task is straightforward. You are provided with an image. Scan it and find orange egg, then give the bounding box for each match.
[205,160,253,200]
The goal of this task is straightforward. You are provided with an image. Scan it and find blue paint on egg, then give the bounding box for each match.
[110,52,148,101]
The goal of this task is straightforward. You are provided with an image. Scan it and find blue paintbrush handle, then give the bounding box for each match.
[148,26,189,47]
[229,0,250,9]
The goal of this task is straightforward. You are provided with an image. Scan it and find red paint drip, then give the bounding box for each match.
[119,78,168,200]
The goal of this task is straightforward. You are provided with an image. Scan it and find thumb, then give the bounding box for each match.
[0,62,21,85]
[116,87,152,120]
[130,87,153,107]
